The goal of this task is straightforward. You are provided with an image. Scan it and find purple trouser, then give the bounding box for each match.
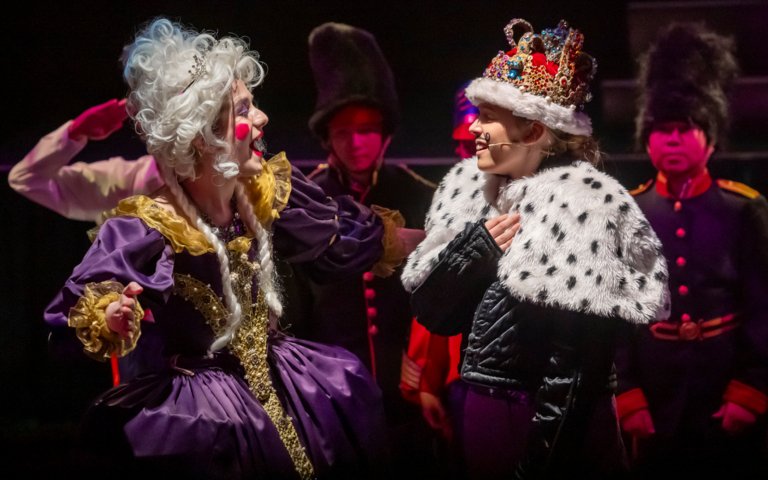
[448,380,535,479]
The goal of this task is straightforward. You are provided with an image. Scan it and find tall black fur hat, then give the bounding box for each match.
[308,22,399,141]
[636,22,739,147]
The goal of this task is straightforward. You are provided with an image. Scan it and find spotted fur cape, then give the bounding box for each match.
[402,157,670,324]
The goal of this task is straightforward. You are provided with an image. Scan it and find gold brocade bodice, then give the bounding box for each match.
[173,245,314,480]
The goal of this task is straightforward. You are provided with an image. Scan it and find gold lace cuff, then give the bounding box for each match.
[68,281,143,361]
[370,205,406,278]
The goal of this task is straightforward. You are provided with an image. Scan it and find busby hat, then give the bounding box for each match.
[465,18,597,136]
[308,22,399,140]
[636,22,739,146]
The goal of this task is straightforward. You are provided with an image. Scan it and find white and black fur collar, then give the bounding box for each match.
[402,157,670,324]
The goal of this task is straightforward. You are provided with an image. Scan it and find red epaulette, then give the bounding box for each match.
[629,179,653,196]
[717,179,761,199]
[307,163,329,180]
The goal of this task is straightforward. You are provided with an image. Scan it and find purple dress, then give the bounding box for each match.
[44,169,390,479]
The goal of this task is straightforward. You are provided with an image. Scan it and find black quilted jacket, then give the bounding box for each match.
[411,220,629,478]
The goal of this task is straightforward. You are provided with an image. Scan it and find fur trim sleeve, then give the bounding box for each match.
[401,157,500,291]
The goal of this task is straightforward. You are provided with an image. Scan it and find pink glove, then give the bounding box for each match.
[68,98,128,141]
[713,402,757,435]
[620,408,656,438]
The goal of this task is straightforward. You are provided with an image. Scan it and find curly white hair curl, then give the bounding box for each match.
[123,17,264,180]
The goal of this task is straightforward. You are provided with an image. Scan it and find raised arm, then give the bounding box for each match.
[8,99,164,222]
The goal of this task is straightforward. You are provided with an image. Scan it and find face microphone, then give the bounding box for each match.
[487,142,526,149]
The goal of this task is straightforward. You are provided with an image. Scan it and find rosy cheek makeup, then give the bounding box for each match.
[235,123,250,141]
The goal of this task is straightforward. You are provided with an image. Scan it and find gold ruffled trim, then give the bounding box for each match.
[92,196,255,256]
[173,274,229,334]
[370,205,407,278]
[68,281,143,360]
[242,151,292,226]
[94,195,214,255]
[268,152,292,213]
[89,154,290,251]
[227,236,252,255]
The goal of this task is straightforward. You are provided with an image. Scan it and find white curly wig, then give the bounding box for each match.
[122,17,264,180]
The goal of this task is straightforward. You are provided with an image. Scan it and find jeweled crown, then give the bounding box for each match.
[483,19,596,110]
[464,18,596,135]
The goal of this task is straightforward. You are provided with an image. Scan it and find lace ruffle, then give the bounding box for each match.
[92,195,255,255]
[370,205,406,278]
[242,151,292,226]
[68,280,144,360]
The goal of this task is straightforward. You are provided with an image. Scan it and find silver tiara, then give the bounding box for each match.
[182,53,208,93]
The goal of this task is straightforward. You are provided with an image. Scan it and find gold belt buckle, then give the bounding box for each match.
[678,322,701,341]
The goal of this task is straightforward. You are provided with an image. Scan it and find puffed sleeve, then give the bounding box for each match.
[272,167,387,280]
[44,216,174,359]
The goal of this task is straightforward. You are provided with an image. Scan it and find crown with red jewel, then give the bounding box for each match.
[465,18,597,135]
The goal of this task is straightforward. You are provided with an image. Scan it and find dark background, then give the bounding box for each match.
[0,0,634,163]
[1,0,766,475]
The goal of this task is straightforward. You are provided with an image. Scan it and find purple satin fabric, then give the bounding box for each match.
[44,216,175,327]
[43,186,391,477]
[273,168,384,276]
[269,334,388,472]
[111,333,386,478]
